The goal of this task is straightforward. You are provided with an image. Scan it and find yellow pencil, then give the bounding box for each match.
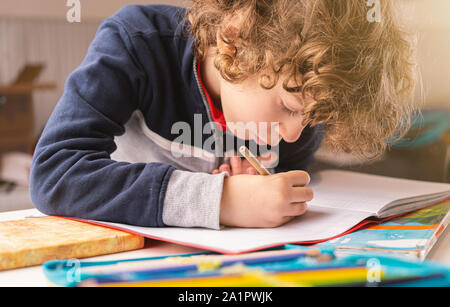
[239,146,271,176]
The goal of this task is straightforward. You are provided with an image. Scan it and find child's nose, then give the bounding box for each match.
[280,123,304,143]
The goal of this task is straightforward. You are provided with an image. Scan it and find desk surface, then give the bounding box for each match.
[0,208,449,287]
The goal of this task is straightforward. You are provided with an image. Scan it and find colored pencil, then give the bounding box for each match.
[83,248,321,276]
[80,265,369,287]
[239,146,271,175]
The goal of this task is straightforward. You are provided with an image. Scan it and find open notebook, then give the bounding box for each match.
[313,199,450,260]
[75,170,450,254]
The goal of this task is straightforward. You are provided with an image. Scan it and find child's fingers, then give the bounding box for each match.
[241,159,256,172]
[285,202,308,217]
[287,187,314,203]
[219,163,231,176]
[212,169,220,174]
[283,170,311,187]
[246,167,258,175]
[229,156,242,175]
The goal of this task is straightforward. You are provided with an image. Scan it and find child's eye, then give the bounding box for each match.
[281,104,299,117]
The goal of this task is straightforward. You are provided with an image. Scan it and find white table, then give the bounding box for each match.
[1,208,449,287]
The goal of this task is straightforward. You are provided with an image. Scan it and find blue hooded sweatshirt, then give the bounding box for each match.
[30,5,324,229]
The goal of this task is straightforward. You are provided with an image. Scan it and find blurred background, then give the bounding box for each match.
[0,0,448,212]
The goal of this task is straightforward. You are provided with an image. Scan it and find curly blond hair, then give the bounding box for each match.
[187,0,419,161]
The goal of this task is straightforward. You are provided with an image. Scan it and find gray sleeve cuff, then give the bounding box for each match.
[162,170,228,230]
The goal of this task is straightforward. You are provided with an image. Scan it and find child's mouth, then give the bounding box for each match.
[254,134,267,145]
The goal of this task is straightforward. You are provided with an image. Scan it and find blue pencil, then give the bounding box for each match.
[82,249,323,279]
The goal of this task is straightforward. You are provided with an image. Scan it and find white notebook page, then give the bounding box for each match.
[85,206,373,254]
[308,170,450,215]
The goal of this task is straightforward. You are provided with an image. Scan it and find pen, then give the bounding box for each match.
[239,145,271,176]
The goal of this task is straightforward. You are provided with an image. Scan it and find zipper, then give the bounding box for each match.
[192,58,225,168]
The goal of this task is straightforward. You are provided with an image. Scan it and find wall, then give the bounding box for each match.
[400,0,450,108]
[0,0,186,21]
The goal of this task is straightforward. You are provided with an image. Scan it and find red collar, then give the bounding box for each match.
[197,57,227,131]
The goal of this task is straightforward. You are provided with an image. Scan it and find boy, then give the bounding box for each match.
[30,1,416,230]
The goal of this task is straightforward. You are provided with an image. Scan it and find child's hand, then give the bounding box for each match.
[212,153,274,176]
[212,156,258,176]
[219,170,312,228]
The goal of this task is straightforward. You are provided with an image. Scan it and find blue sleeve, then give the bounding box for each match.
[29,16,176,227]
[274,124,325,173]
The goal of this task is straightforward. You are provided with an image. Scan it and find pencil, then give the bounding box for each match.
[239,145,271,176]
[84,249,321,275]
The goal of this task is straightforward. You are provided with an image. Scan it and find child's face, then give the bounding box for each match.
[220,73,314,146]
